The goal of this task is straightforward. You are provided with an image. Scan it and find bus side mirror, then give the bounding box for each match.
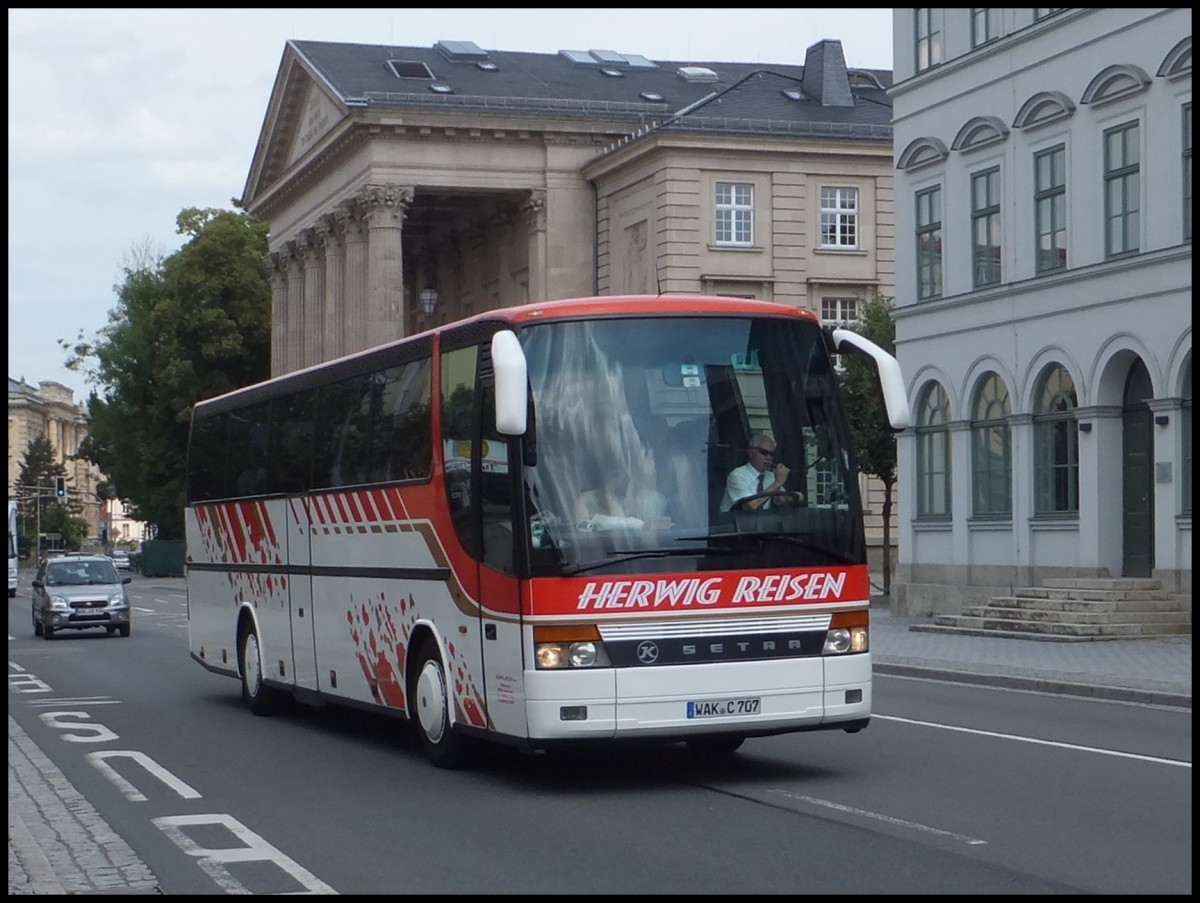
[492,330,527,436]
[829,327,910,431]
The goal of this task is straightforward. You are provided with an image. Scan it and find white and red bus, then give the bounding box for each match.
[185,295,908,767]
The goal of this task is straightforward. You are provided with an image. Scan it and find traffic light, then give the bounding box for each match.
[54,476,66,501]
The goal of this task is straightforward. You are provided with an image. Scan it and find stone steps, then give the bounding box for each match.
[921,577,1192,641]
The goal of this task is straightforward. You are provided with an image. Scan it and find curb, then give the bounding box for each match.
[874,662,1192,709]
[8,809,66,896]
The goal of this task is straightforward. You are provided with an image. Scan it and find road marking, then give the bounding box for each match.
[26,696,121,707]
[88,750,203,802]
[768,789,986,845]
[874,714,1192,768]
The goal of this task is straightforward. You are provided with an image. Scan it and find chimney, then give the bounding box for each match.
[802,39,854,107]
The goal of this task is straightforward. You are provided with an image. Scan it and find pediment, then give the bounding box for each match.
[1157,37,1191,81]
[1013,91,1076,131]
[951,116,1009,153]
[896,136,949,172]
[1080,64,1152,108]
[242,43,353,206]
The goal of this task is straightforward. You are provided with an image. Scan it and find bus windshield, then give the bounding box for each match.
[520,315,863,575]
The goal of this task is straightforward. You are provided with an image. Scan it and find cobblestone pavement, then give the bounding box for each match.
[9,586,1190,894]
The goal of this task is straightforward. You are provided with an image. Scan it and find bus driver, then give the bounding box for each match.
[719,432,803,512]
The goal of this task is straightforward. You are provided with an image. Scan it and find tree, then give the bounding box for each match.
[838,292,900,594]
[62,206,272,539]
[15,436,90,552]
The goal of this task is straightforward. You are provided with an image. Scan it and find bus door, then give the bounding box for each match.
[441,337,527,739]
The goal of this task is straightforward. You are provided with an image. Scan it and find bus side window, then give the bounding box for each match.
[226,402,271,498]
[187,412,229,502]
[270,389,316,495]
[371,358,433,483]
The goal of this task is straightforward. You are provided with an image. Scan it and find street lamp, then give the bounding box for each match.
[420,285,438,316]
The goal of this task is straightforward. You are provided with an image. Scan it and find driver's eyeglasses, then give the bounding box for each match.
[752,446,774,456]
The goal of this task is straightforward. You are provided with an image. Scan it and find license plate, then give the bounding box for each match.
[687,697,761,718]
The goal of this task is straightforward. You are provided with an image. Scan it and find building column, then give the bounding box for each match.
[319,213,345,363]
[360,183,414,348]
[341,202,369,355]
[284,240,305,375]
[301,228,325,369]
[269,252,288,378]
[523,189,548,304]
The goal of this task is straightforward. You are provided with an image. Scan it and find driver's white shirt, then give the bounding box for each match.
[719,462,770,512]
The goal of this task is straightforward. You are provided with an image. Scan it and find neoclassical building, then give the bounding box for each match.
[890,8,1191,614]
[241,35,901,551]
[7,377,103,540]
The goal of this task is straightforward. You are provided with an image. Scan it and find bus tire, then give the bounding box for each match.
[240,624,285,716]
[413,637,470,769]
[686,735,745,756]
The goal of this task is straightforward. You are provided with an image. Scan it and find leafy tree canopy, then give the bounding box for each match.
[62,206,272,539]
[835,292,901,593]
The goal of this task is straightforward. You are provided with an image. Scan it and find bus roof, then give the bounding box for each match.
[193,295,818,415]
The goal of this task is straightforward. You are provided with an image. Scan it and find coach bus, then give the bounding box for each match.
[185,295,908,767]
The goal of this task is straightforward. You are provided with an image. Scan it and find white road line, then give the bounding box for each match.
[874,713,1192,767]
[768,789,987,845]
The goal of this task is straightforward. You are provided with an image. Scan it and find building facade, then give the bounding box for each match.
[7,377,103,540]
[243,35,901,551]
[890,8,1191,615]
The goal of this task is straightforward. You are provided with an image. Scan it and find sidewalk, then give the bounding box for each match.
[9,596,1191,894]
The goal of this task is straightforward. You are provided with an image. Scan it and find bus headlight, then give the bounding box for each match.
[533,626,611,669]
[822,611,869,655]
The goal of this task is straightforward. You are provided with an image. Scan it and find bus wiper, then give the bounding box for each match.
[561,546,741,576]
[679,532,858,565]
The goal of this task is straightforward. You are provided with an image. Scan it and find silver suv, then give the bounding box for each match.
[32,554,132,639]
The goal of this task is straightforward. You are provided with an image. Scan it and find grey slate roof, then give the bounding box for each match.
[289,39,892,140]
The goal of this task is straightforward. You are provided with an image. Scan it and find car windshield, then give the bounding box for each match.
[46,560,119,586]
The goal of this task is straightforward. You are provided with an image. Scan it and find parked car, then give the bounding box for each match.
[111,550,131,571]
[31,554,132,639]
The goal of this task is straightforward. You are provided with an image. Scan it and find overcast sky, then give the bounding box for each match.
[7,8,894,402]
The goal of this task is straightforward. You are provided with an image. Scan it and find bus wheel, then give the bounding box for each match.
[686,735,745,756]
[413,637,469,769]
[240,625,285,716]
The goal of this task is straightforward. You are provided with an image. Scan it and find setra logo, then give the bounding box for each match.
[636,641,660,664]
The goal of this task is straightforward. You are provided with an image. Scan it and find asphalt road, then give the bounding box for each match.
[9,576,1192,894]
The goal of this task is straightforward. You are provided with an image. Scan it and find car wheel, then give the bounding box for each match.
[118,624,131,637]
[412,636,471,769]
[686,735,745,756]
[42,624,55,641]
[33,613,43,637]
[239,624,286,715]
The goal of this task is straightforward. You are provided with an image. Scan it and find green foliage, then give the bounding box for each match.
[835,292,900,592]
[14,436,90,551]
[63,207,272,539]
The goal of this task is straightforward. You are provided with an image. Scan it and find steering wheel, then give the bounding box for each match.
[731,490,802,511]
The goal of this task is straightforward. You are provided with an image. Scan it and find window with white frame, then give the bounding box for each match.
[971,167,1001,287]
[714,182,753,245]
[821,297,860,327]
[971,9,999,48]
[820,187,859,248]
[915,9,942,72]
[916,382,952,517]
[970,372,1011,516]
[916,185,943,300]
[1034,144,1067,272]
[1103,121,1140,258]
[1033,364,1079,514]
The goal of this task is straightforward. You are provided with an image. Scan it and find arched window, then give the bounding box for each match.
[1033,365,1078,514]
[971,373,1011,516]
[916,382,952,517]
